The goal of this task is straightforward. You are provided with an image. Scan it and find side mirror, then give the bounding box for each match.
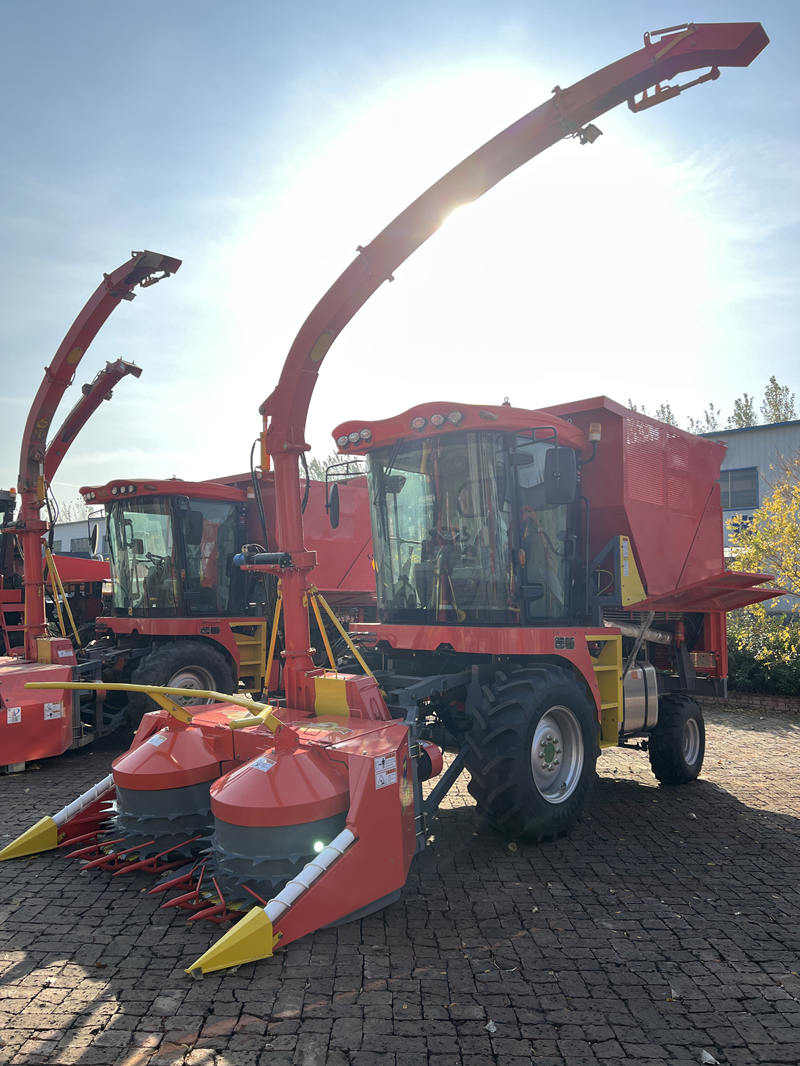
[89,523,100,556]
[544,446,578,505]
[328,482,340,530]
[133,537,145,555]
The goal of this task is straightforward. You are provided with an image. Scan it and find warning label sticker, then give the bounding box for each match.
[374,754,397,790]
[148,733,167,747]
[298,721,352,736]
[253,756,275,772]
[57,648,73,659]
[44,702,63,720]
[6,707,21,725]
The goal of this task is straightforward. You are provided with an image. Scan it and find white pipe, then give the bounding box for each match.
[53,774,115,827]
[263,828,355,924]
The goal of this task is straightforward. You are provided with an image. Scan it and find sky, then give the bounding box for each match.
[2,0,798,509]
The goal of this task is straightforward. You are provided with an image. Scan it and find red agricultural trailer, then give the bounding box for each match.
[1,21,779,977]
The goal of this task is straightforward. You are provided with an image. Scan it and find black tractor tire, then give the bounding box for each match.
[463,665,599,842]
[648,694,705,785]
[128,640,236,724]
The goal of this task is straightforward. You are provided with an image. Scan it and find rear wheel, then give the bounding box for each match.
[128,640,236,723]
[648,695,705,785]
[463,666,599,841]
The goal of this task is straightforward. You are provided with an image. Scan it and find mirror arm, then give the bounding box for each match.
[578,441,598,467]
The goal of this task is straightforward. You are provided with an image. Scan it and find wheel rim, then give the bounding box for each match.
[530,705,584,804]
[683,716,701,766]
[166,666,216,705]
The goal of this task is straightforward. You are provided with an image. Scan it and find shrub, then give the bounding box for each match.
[727,610,800,697]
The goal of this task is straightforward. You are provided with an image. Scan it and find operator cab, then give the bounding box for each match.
[81,480,248,618]
[332,403,591,627]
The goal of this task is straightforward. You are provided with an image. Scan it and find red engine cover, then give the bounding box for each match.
[113,725,229,791]
[211,742,349,828]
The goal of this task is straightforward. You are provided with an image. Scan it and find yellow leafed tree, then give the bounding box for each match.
[727,451,800,664]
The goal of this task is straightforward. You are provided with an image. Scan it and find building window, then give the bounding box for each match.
[719,467,758,510]
[70,536,91,553]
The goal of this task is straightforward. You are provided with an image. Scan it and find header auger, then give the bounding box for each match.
[1,22,774,977]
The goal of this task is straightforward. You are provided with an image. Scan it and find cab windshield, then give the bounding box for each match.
[107,498,179,613]
[106,496,242,616]
[367,431,574,626]
[368,432,516,625]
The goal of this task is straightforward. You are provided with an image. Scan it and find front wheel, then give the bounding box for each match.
[648,695,705,785]
[463,666,599,841]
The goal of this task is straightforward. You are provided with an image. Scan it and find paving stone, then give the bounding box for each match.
[0,708,798,1065]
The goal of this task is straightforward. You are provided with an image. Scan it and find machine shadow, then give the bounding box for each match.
[4,763,798,1066]
[419,768,800,882]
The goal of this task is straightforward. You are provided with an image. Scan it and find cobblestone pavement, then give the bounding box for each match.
[1,708,798,1066]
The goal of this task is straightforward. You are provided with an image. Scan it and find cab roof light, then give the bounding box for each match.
[336,434,349,448]
[447,411,463,424]
[111,486,119,495]
[359,427,372,441]
[430,413,445,427]
[347,431,361,444]
[410,416,427,431]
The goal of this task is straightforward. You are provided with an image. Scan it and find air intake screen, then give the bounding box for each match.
[624,417,665,505]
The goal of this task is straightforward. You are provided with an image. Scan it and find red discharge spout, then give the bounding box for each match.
[14,251,180,660]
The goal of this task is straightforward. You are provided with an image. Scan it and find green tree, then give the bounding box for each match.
[728,392,756,429]
[654,402,678,426]
[307,452,339,481]
[687,403,721,434]
[760,375,796,424]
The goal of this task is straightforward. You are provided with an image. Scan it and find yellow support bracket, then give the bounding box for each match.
[307,589,336,669]
[25,680,284,734]
[312,588,376,681]
[44,552,67,638]
[587,634,623,748]
[44,548,82,647]
[264,587,283,697]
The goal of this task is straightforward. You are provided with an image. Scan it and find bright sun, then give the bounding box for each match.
[219,60,746,462]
